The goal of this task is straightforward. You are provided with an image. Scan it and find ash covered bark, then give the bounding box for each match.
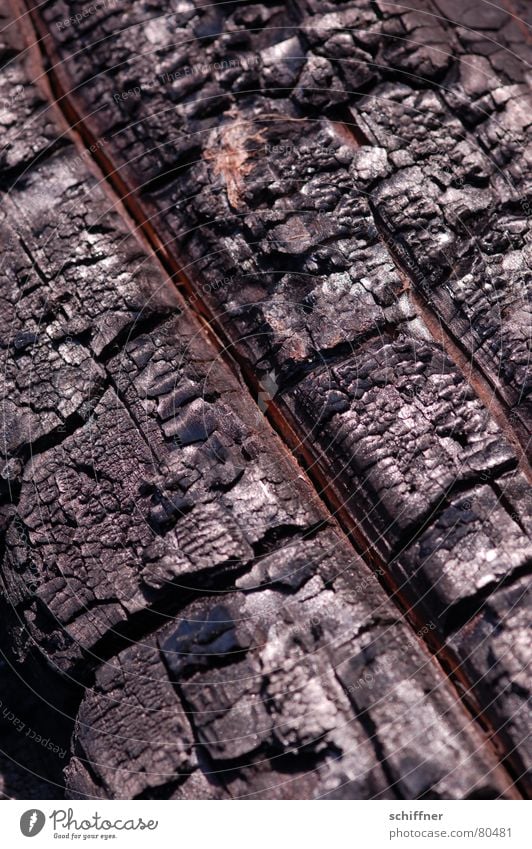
[65,566,514,800]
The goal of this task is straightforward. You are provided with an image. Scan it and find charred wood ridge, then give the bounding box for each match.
[430,0,532,47]
[19,2,527,796]
[333,103,532,472]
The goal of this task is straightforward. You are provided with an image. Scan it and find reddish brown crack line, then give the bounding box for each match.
[16,1,527,797]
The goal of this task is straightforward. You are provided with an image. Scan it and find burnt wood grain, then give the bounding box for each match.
[0,0,529,797]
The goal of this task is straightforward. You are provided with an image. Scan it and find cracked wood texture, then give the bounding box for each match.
[0,0,529,798]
